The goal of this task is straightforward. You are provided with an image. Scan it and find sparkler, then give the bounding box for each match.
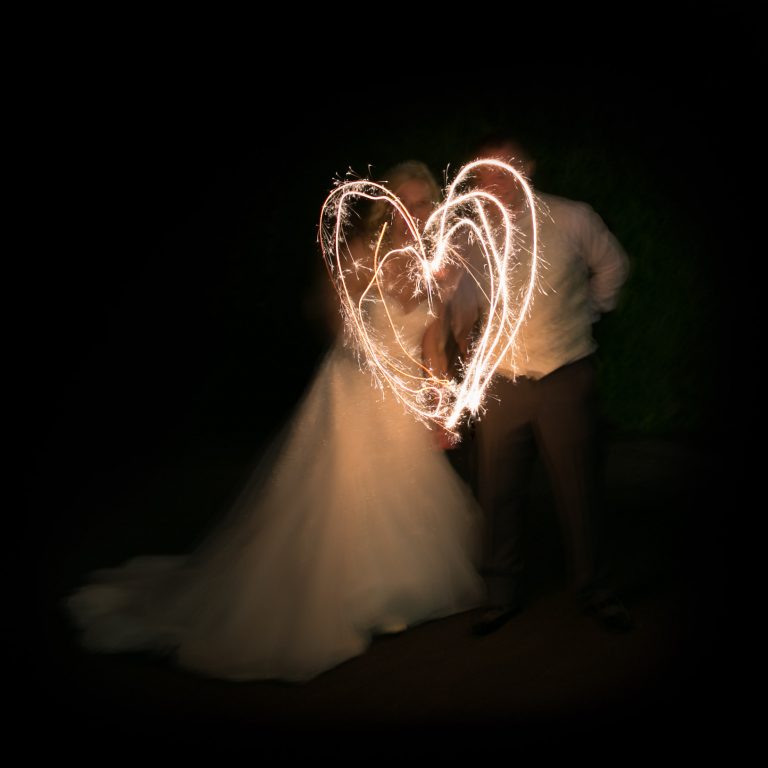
[319,159,539,435]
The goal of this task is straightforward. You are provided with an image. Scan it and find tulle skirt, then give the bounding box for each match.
[66,341,485,681]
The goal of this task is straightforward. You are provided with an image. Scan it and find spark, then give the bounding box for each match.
[319,159,539,435]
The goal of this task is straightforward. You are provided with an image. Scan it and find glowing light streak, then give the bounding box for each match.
[319,160,539,434]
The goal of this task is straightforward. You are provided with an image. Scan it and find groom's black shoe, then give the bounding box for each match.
[471,603,521,636]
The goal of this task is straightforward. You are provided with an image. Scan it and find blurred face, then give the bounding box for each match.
[474,143,534,210]
[382,177,436,287]
[392,178,436,240]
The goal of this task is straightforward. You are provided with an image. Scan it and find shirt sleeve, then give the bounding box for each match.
[576,203,630,317]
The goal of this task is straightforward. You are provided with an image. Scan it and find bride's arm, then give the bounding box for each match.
[308,233,377,339]
[338,234,411,303]
[421,302,450,380]
[421,301,458,449]
[334,235,378,304]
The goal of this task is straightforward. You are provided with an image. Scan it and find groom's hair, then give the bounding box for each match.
[474,132,534,164]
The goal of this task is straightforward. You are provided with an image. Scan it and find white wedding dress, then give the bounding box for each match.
[66,298,485,682]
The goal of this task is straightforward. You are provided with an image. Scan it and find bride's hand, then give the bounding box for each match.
[433,425,459,451]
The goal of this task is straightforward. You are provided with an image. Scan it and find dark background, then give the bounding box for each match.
[20,5,751,751]
[30,19,739,503]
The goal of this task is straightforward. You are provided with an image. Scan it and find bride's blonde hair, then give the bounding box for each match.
[363,160,442,237]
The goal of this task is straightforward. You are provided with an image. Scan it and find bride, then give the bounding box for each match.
[66,160,485,682]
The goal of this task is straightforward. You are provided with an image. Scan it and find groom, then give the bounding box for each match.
[447,133,633,634]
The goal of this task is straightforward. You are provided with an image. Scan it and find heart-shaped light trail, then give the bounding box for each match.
[319,159,539,435]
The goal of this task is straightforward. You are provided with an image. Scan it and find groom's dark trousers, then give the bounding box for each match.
[473,356,609,608]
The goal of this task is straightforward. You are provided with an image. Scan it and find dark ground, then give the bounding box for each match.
[25,425,733,755]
